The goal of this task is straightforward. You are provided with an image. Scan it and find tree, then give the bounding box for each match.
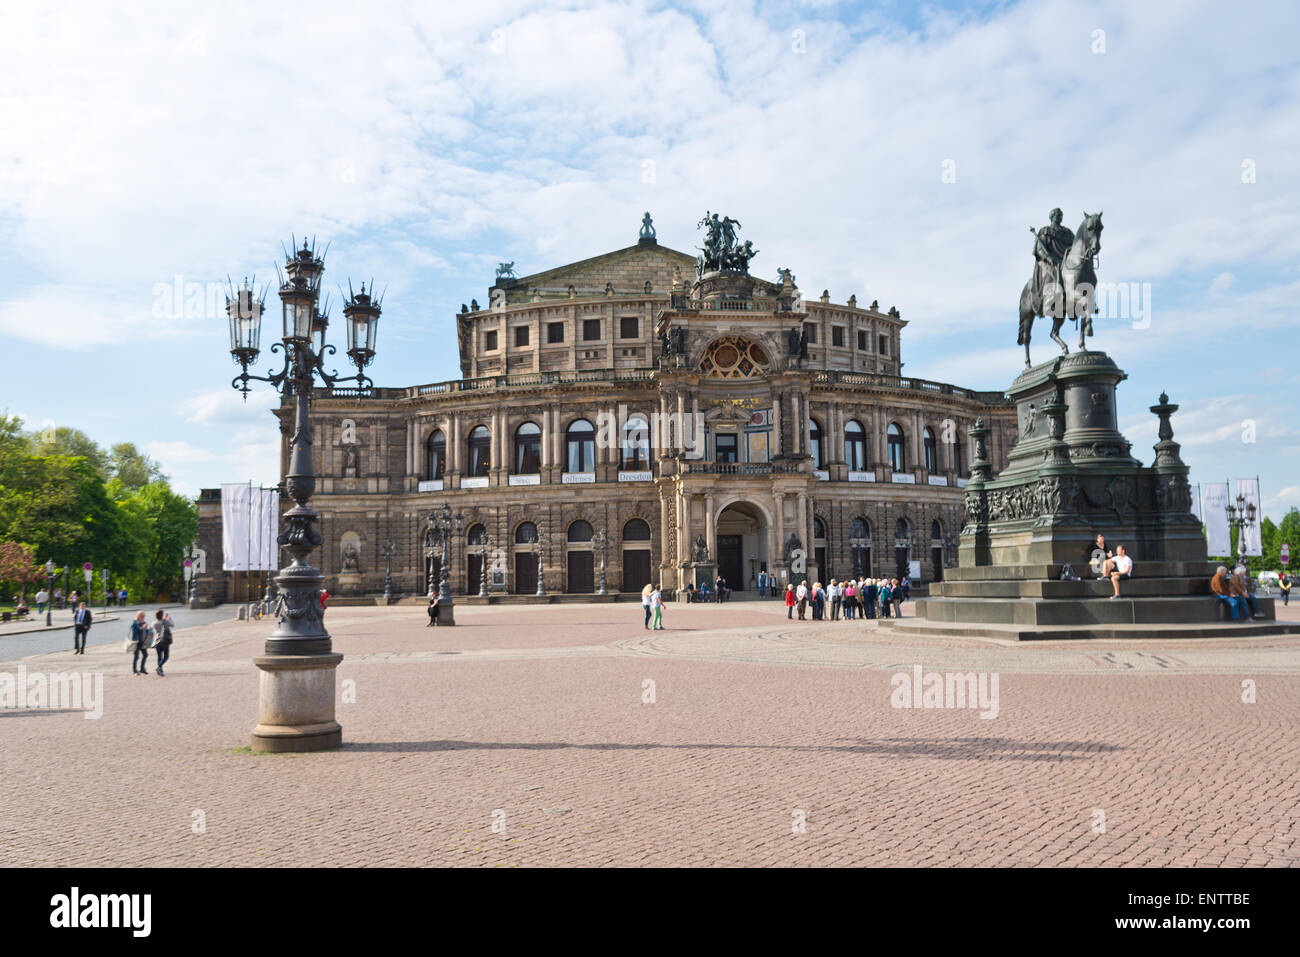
[0,541,39,599]
[28,427,108,479]
[1275,508,1300,573]
[108,442,164,490]
[114,481,197,599]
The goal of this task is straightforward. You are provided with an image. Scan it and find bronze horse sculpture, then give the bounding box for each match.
[1018,212,1103,367]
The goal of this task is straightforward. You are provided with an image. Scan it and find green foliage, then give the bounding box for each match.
[0,416,195,601]
[108,442,164,490]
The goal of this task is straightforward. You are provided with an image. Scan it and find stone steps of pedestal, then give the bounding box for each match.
[915,595,1277,627]
[945,561,1219,583]
[933,577,1213,600]
[883,617,1300,641]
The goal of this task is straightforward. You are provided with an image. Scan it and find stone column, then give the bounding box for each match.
[773,491,785,571]
[540,409,550,469]
[704,492,716,565]
[450,413,462,477]
[771,387,782,457]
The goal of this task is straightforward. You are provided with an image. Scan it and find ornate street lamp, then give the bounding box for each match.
[44,559,55,627]
[534,528,547,597]
[426,504,462,625]
[382,540,396,603]
[478,534,493,597]
[594,528,609,596]
[1225,493,1258,569]
[225,236,381,752]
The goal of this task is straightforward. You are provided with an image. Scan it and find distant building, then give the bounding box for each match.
[198,216,1016,601]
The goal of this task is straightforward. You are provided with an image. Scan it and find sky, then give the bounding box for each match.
[1,0,1297,520]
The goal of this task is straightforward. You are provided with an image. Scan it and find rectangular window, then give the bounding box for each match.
[547,321,564,344]
[583,318,602,341]
[485,330,498,351]
[620,316,639,339]
[857,330,868,351]
[878,334,888,356]
[514,326,530,347]
[831,326,844,347]
[804,323,817,344]
[715,433,738,464]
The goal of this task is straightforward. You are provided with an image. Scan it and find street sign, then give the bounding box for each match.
[1282,543,1290,566]
[83,562,92,584]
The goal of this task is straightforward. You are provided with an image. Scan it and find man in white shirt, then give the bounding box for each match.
[1107,545,1132,599]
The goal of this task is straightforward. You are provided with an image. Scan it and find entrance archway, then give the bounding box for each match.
[714,500,770,594]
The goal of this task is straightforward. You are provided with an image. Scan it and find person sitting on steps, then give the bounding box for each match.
[1105,545,1132,599]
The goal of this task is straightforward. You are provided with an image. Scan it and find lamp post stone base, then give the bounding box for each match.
[250,652,343,753]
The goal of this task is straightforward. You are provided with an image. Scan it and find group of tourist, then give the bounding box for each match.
[784,577,910,621]
[641,583,666,629]
[1210,565,1269,621]
[115,609,175,675]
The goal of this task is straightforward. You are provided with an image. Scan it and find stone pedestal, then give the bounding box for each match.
[910,351,1296,640]
[250,653,343,752]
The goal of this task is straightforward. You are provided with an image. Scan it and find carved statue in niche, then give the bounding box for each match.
[341,542,359,572]
[342,443,359,477]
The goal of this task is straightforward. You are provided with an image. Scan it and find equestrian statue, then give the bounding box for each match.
[1018,208,1103,367]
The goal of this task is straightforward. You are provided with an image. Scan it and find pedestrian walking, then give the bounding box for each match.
[650,584,665,630]
[35,588,48,614]
[153,609,174,675]
[427,591,440,626]
[784,583,796,618]
[72,602,92,654]
[129,612,151,674]
[879,579,892,618]
[119,587,128,605]
[641,583,653,629]
[829,580,841,620]
[796,581,808,620]
[892,578,905,618]
[843,581,856,620]
[1280,572,1292,607]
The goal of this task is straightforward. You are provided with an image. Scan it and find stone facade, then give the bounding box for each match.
[198,225,1017,601]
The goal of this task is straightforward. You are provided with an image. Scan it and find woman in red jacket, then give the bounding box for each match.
[784,583,796,619]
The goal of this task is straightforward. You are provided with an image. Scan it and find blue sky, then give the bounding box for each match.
[1,0,1297,520]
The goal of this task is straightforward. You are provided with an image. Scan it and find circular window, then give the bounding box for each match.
[699,336,771,378]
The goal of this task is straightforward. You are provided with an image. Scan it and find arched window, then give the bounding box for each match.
[515,522,538,544]
[813,517,827,541]
[809,417,823,468]
[930,520,942,540]
[566,419,595,473]
[621,415,650,470]
[887,423,906,472]
[954,435,966,478]
[514,422,541,474]
[467,425,491,477]
[844,419,866,471]
[850,517,869,540]
[923,427,938,473]
[467,523,487,546]
[567,520,593,543]
[623,518,651,541]
[895,518,910,540]
[425,430,445,480]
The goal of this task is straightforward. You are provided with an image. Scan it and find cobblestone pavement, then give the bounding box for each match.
[2,600,1297,867]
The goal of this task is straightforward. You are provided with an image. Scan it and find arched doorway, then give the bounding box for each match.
[714,500,770,594]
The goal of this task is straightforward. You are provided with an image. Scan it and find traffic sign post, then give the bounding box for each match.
[1282,543,1290,567]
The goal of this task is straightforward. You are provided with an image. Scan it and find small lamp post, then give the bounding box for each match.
[382,540,396,603]
[44,559,54,627]
[224,238,381,752]
[478,534,492,597]
[594,529,609,596]
[534,529,547,597]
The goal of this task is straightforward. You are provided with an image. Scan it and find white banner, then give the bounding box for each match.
[1236,477,1262,557]
[1202,482,1230,558]
[1189,483,1202,522]
[222,484,280,571]
[221,483,251,571]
